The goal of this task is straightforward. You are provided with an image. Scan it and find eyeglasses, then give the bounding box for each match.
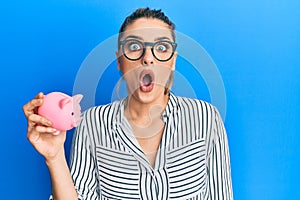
[120,39,177,62]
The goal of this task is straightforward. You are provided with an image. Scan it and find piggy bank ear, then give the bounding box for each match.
[59,98,71,109]
[73,94,83,104]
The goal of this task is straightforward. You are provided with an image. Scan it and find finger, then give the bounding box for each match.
[35,92,44,99]
[23,98,43,114]
[22,93,44,117]
[35,125,57,133]
[27,120,36,130]
[28,114,52,127]
[27,129,40,143]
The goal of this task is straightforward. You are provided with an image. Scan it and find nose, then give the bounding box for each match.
[142,46,154,65]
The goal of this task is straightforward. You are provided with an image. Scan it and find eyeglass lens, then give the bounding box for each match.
[122,40,175,61]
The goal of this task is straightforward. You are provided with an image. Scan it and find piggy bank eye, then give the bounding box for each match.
[71,112,74,116]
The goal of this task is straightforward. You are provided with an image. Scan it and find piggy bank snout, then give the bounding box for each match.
[59,98,82,126]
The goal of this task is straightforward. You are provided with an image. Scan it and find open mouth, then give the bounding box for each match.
[139,70,155,92]
[142,74,152,86]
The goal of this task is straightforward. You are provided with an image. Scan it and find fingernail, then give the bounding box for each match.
[53,131,60,135]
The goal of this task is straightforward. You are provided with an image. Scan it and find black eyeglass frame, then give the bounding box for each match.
[120,39,177,62]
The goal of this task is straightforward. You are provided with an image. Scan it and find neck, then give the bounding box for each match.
[125,94,169,126]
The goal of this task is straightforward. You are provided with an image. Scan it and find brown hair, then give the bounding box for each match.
[118,8,176,48]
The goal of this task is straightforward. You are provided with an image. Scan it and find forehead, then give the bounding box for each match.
[121,18,173,41]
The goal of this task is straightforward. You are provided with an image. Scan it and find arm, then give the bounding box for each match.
[47,147,78,200]
[206,107,233,199]
[23,92,77,199]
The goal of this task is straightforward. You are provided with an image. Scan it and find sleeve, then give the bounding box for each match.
[68,111,100,199]
[206,107,233,199]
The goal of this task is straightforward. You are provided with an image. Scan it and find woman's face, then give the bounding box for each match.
[116,18,177,105]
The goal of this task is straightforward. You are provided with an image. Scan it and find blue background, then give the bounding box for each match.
[1,0,299,199]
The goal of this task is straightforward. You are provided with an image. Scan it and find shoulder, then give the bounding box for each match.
[80,100,122,124]
[171,94,224,143]
[174,95,217,117]
[72,101,123,147]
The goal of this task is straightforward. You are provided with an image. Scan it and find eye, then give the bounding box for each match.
[126,41,142,52]
[155,42,170,52]
[71,112,74,116]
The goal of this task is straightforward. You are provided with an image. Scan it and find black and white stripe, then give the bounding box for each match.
[68,93,233,199]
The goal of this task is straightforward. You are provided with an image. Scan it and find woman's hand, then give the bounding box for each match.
[22,92,67,163]
[23,92,78,199]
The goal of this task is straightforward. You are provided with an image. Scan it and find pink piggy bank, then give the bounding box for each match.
[38,92,83,132]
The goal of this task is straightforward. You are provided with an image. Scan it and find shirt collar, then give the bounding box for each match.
[113,92,179,125]
[161,92,179,122]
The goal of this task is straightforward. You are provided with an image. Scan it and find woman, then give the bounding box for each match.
[23,8,233,200]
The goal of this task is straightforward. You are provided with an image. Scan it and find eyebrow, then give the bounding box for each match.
[123,35,143,40]
[154,36,172,41]
[123,35,172,42]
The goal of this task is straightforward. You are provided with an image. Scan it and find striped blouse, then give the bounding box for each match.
[68,93,233,199]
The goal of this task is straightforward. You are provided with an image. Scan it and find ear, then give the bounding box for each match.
[116,50,121,71]
[73,94,83,104]
[59,98,71,109]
